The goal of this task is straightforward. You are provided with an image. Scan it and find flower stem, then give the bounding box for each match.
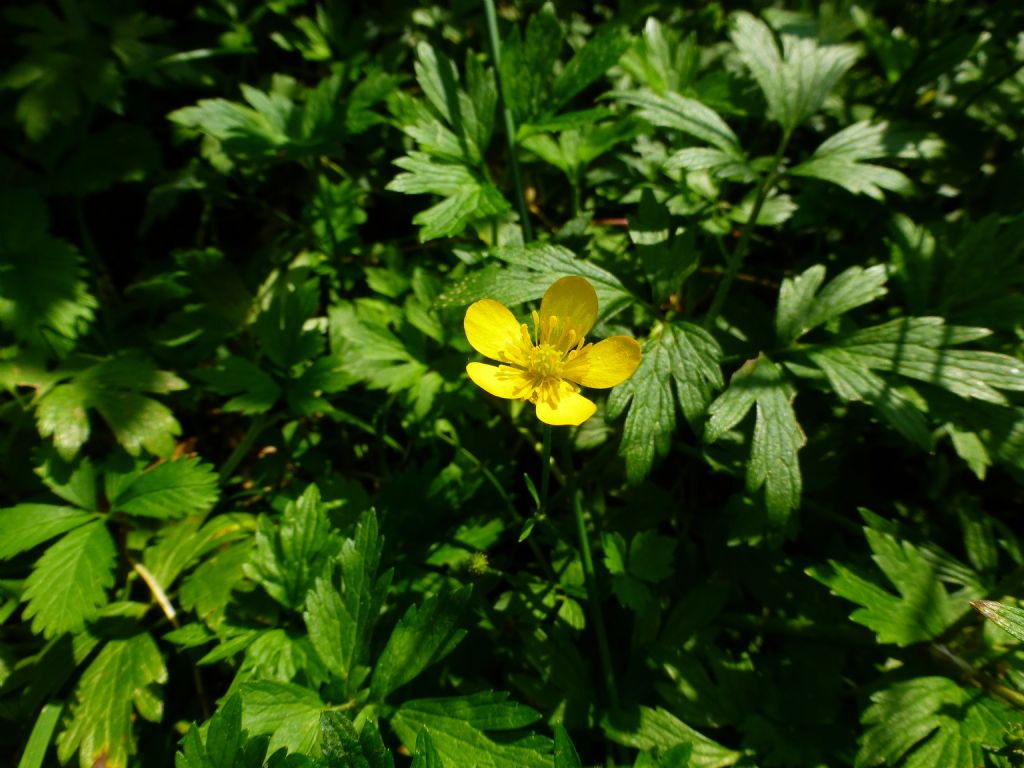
[573,486,620,711]
[539,424,552,516]
[219,413,273,483]
[703,130,791,328]
[482,0,533,242]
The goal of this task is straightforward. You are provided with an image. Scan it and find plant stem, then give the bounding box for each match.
[572,486,620,711]
[539,424,552,517]
[219,413,271,483]
[482,0,533,242]
[703,131,791,329]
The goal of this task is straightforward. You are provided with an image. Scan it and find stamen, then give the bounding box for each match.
[531,310,540,346]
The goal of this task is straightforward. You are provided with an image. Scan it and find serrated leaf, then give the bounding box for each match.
[370,587,470,700]
[730,12,859,133]
[109,457,219,520]
[391,693,550,768]
[809,348,932,449]
[614,89,743,156]
[856,676,1014,768]
[239,681,324,756]
[775,264,889,345]
[603,706,740,768]
[0,190,97,354]
[807,525,957,645]
[253,270,326,370]
[972,600,1024,642]
[607,322,723,483]
[22,520,116,637]
[56,632,168,768]
[410,730,444,768]
[553,726,581,768]
[199,356,282,415]
[35,353,187,459]
[328,301,428,396]
[0,504,94,560]
[303,510,390,695]
[791,121,915,200]
[824,317,1024,404]
[629,530,676,583]
[438,243,634,323]
[245,485,334,611]
[705,356,805,526]
[387,153,510,241]
[549,24,630,112]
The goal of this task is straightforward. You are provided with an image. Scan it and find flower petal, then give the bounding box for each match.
[535,381,597,426]
[540,276,598,341]
[561,336,642,389]
[466,362,534,400]
[464,299,523,361]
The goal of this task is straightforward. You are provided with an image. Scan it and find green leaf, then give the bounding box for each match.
[438,243,635,323]
[971,600,1024,643]
[253,270,326,370]
[328,301,428,396]
[705,356,805,526]
[614,89,743,156]
[410,730,444,768]
[35,353,187,459]
[790,121,915,200]
[176,694,257,768]
[553,726,581,768]
[549,24,631,112]
[856,676,1015,768]
[630,189,699,305]
[388,43,508,241]
[199,356,282,415]
[370,586,470,700]
[629,530,677,583]
[0,504,94,559]
[319,713,393,768]
[500,4,563,124]
[22,520,116,638]
[303,510,390,694]
[109,457,219,520]
[387,153,510,242]
[0,191,96,355]
[775,264,889,345]
[729,12,859,133]
[620,18,700,94]
[603,706,741,768]
[245,485,335,611]
[807,524,957,645]
[391,693,550,768]
[809,348,932,449]
[239,681,324,756]
[56,632,167,768]
[818,317,1024,404]
[607,322,723,483]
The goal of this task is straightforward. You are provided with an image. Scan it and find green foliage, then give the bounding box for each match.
[3,2,1024,767]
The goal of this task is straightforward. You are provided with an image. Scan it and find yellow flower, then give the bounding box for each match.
[464,275,641,426]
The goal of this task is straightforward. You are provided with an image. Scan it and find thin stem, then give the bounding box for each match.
[219,413,272,483]
[130,559,177,625]
[482,0,533,242]
[539,425,552,517]
[572,486,619,711]
[703,131,791,329]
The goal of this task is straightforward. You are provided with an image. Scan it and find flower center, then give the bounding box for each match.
[526,343,564,380]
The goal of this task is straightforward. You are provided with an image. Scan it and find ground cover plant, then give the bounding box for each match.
[2,0,1024,766]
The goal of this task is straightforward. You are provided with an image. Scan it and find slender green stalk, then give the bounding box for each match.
[572,485,620,710]
[219,413,270,483]
[703,131,791,328]
[539,425,552,517]
[482,0,533,242]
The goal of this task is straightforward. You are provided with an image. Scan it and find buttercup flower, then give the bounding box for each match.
[464,275,642,426]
